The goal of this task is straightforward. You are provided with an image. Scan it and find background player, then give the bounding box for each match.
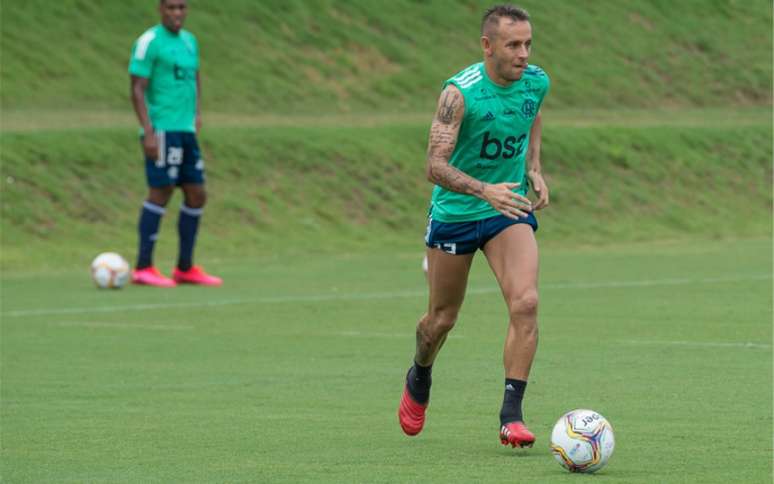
[128,0,221,287]
[398,4,550,448]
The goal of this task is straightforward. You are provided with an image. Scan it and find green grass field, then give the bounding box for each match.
[1,0,772,481]
[1,238,771,482]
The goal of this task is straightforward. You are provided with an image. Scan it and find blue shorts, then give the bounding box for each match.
[143,131,205,187]
[424,212,538,255]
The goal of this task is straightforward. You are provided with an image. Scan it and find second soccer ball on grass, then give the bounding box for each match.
[91,252,130,289]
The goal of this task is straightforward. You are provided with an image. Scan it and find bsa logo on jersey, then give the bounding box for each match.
[521,99,537,118]
[174,63,196,81]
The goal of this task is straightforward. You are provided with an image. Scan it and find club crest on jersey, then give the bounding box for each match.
[521,99,537,118]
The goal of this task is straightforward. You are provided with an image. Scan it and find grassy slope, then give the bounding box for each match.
[0,0,772,269]
[2,123,771,270]
[1,0,771,114]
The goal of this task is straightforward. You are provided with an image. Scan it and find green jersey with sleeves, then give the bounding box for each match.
[429,62,550,223]
[129,25,199,133]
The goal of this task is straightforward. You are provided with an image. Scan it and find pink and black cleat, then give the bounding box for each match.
[500,421,536,448]
[398,385,428,436]
[172,265,222,286]
[132,266,177,288]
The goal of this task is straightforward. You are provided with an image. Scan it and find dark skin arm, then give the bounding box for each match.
[130,75,157,159]
[425,84,532,219]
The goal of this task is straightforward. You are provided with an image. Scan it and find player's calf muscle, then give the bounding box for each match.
[415,316,453,358]
[423,308,458,335]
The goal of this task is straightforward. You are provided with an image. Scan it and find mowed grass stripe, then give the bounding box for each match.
[2,240,770,483]
[3,272,770,318]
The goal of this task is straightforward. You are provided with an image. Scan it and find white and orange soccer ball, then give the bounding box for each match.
[90,252,130,289]
[550,409,615,473]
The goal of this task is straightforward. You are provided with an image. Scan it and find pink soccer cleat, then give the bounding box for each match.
[398,385,428,436]
[172,265,222,286]
[500,421,536,448]
[132,266,177,288]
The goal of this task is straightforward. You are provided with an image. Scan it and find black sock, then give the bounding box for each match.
[500,378,527,426]
[406,361,432,404]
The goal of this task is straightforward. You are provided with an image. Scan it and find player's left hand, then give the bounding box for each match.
[528,170,549,210]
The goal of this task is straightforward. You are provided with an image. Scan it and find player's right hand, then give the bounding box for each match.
[483,182,532,220]
[143,131,158,160]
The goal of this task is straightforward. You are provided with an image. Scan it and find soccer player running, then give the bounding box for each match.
[398,4,550,448]
[128,0,221,287]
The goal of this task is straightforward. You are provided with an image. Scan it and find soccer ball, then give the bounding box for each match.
[550,409,615,473]
[90,252,130,289]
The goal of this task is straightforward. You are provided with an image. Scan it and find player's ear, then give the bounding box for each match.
[481,35,493,56]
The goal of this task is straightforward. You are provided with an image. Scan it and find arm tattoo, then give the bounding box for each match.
[437,91,458,124]
[430,162,487,197]
[426,88,487,197]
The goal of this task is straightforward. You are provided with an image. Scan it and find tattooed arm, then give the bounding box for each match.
[425,84,532,219]
[425,84,485,196]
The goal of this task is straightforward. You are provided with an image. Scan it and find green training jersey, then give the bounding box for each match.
[429,62,550,223]
[129,25,199,133]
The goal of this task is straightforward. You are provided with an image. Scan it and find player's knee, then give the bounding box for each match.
[185,190,207,209]
[508,291,539,319]
[148,186,174,207]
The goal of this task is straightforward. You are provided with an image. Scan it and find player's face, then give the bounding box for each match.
[484,19,532,82]
[160,0,187,33]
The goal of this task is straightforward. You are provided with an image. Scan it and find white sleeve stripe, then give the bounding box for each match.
[453,73,475,85]
[456,76,481,87]
[134,31,156,61]
[457,74,482,88]
[452,65,480,82]
[454,70,481,85]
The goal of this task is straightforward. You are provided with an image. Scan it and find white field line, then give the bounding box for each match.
[2,273,770,318]
[54,321,193,331]
[337,330,463,339]
[621,340,771,350]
